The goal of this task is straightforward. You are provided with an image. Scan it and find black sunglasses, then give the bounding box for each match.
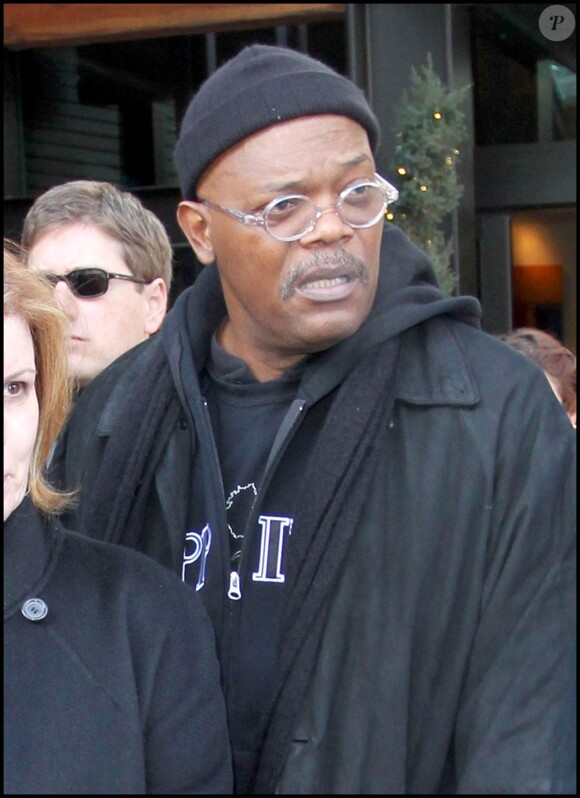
[44,268,150,298]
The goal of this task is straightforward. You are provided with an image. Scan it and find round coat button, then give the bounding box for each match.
[21,598,48,621]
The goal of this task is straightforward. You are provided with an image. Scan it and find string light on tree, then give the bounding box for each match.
[389,53,470,294]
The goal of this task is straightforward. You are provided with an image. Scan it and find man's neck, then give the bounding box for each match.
[216,319,305,383]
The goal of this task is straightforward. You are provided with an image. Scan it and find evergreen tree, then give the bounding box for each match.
[388,54,470,294]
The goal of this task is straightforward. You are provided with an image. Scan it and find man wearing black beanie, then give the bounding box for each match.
[51,44,575,795]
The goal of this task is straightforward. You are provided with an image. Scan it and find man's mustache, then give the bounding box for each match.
[280,249,369,301]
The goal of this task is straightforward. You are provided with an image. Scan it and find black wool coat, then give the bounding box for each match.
[4,498,233,795]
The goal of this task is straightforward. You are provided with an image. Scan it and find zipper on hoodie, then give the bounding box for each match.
[228,397,307,602]
[228,571,242,600]
[196,397,247,606]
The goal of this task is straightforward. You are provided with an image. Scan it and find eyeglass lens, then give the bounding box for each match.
[265,184,387,240]
[48,269,109,297]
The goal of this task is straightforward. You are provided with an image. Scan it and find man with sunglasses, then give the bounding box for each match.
[49,45,575,794]
[22,180,172,390]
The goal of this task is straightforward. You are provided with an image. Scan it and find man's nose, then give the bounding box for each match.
[300,204,353,245]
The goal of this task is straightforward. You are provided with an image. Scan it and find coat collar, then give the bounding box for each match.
[396,317,479,406]
[3,497,59,618]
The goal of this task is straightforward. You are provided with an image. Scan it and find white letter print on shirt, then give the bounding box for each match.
[252,516,293,583]
[182,524,212,590]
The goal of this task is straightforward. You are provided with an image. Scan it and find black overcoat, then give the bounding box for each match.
[4,498,233,794]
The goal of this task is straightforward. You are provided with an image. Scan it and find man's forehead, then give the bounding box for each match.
[200,115,373,192]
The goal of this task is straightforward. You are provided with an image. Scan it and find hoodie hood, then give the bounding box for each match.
[163,224,481,403]
[298,224,481,400]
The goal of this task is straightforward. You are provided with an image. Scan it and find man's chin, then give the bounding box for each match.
[68,359,97,390]
[298,306,371,352]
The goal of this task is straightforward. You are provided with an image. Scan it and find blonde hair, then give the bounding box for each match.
[21,180,173,291]
[4,240,75,514]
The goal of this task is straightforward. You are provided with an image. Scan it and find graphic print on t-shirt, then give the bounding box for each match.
[225,482,257,567]
[182,481,294,593]
[182,523,211,589]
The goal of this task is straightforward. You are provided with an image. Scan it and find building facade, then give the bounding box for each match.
[4,3,576,347]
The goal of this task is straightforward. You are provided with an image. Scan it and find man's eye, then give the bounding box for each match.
[268,197,303,216]
[344,184,373,202]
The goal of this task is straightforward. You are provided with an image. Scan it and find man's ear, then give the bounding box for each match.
[177,201,215,265]
[143,278,168,336]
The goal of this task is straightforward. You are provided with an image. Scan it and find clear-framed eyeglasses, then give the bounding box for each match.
[199,173,399,242]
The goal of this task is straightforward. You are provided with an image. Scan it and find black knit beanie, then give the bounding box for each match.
[174,44,380,199]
